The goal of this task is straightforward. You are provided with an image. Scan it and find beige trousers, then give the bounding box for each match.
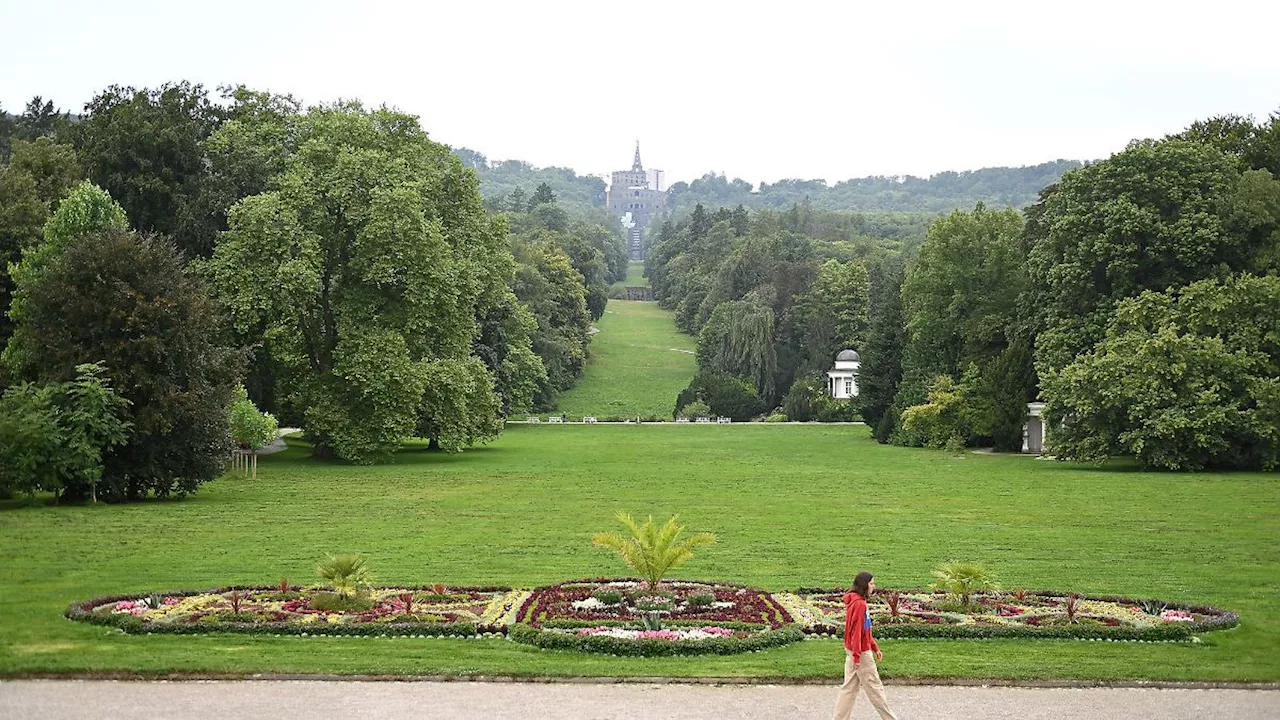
[831,650,897,720]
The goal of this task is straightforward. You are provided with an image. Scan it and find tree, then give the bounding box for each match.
[1026,139,1280,378]
[859,261,907,441]
[208,104,510,462]
[73,82,226,259]
[696,294,777,402]
[473,292,547,417]
[792,259,870,371]
[5,182,129,372]
[6,226,238,500]
[529,182,557,208]
[15,97,66,140]
[0,139,82,354]
[681,370,763,421]
[511,238,591,408]
[891,204,1025,445]
[228,385,278,451]
[1042,275,1280,471]
[592,512,716,590]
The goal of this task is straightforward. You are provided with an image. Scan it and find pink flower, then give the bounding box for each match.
[116,601,137,610]
[637,630,682,641]
[163,597,181,606]
[699,627,734,636]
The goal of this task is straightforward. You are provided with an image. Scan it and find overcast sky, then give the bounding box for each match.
[3,0,1278,185]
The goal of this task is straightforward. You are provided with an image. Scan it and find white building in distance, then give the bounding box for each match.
[827,349,861,399]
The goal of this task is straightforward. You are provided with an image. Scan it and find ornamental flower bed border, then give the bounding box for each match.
[66,585,520,638]
[67,583,1238,646]
[782,588,1238,642]
[515,578,792,629]
[508,622,806,657]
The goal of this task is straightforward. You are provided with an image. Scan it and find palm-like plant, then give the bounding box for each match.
[592,512,716,590]
[317,553,371,598]
[930,562,998,607]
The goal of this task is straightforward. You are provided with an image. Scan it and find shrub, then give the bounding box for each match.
[782,377,826,422]
[686,371,763,421]
[592,512,717,590]
[0,363,131,502]
[765,413,788,423]
[316,553,371,598]
[679,400,711,419]
[930,562,998,607]
[508,622,804,657]
[228,385,278,450]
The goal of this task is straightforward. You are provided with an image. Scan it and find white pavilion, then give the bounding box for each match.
[826,349,861,399]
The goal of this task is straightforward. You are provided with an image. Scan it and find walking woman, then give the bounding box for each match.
[832,571,898,720]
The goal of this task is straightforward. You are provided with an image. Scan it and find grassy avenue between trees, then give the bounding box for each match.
[1,425,1277,681]
[552,297,695,420]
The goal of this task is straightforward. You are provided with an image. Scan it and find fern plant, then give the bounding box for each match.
[930,562,998,607]
[592,512,716,590]
[317,553,371,598]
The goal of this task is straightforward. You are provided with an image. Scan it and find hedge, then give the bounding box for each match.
[508,623,806,656]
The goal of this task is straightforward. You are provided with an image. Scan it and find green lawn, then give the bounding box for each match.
[611,261,648,290]
[553,299,694,419]
[2,425,1277,682]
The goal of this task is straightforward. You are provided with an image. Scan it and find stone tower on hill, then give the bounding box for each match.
[606,142,667,260]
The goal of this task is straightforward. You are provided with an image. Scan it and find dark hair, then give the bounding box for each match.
[851,571,874,599]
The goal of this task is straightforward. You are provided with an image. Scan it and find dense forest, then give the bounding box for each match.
[652,113,1280,471]
[0,84,625,501]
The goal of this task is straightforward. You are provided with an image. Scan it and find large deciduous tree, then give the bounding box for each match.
[889,204,1025,443]
[208,103,511,462]
[1043,275,1280,471]
[1026,139,1280,378]
[73,82,226,260]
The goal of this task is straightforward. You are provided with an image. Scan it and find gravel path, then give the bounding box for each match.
[2,680,1277,719]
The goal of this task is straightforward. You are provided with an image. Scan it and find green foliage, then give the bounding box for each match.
[859,261,907,437]
[417,358,503,452]
[316,554,371,599]
[455,148,607,217]
[890,204,1025,448]
[0,363,131,501]
[72,82,226,259]
[680,371,763,421]
[930,563,999,607]
[679,400,711,419]
[208,103,511,462]
[307,591,374,613]
[228,385,278,450]
[1027,138,1280,378]
[666,161,1081,214]
[782,377,826,422]
[900,374,971,449]
[0,138,84,351]
[696,294,777,401]
[791,259,870,369]
[1043,275,1280,471]
[509,622,805,656]
[4,182,126,358]
[6,226,237,500]
[592,512,717,590]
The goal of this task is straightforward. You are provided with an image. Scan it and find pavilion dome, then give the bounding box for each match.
[836,349,860,362]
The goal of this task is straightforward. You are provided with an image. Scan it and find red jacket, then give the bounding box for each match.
[842,592,879,660]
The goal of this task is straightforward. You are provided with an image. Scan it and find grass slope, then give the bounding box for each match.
[2,425,1277,681]
[553,299,694,419]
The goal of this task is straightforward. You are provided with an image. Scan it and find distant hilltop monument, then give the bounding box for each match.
[606,142,667,260]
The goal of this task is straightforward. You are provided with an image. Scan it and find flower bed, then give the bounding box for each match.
[66,585,527,637]
[508,579,802,655]
[67,582,1236,647]
[774,589,1238,641]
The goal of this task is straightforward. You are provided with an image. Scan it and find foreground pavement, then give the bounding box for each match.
[2,680,1279,719]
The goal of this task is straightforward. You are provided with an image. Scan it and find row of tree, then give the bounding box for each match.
[666,160,1084,214]
[650,112,1280,470]
[858,115,1280,471]
[0,84,623,500]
